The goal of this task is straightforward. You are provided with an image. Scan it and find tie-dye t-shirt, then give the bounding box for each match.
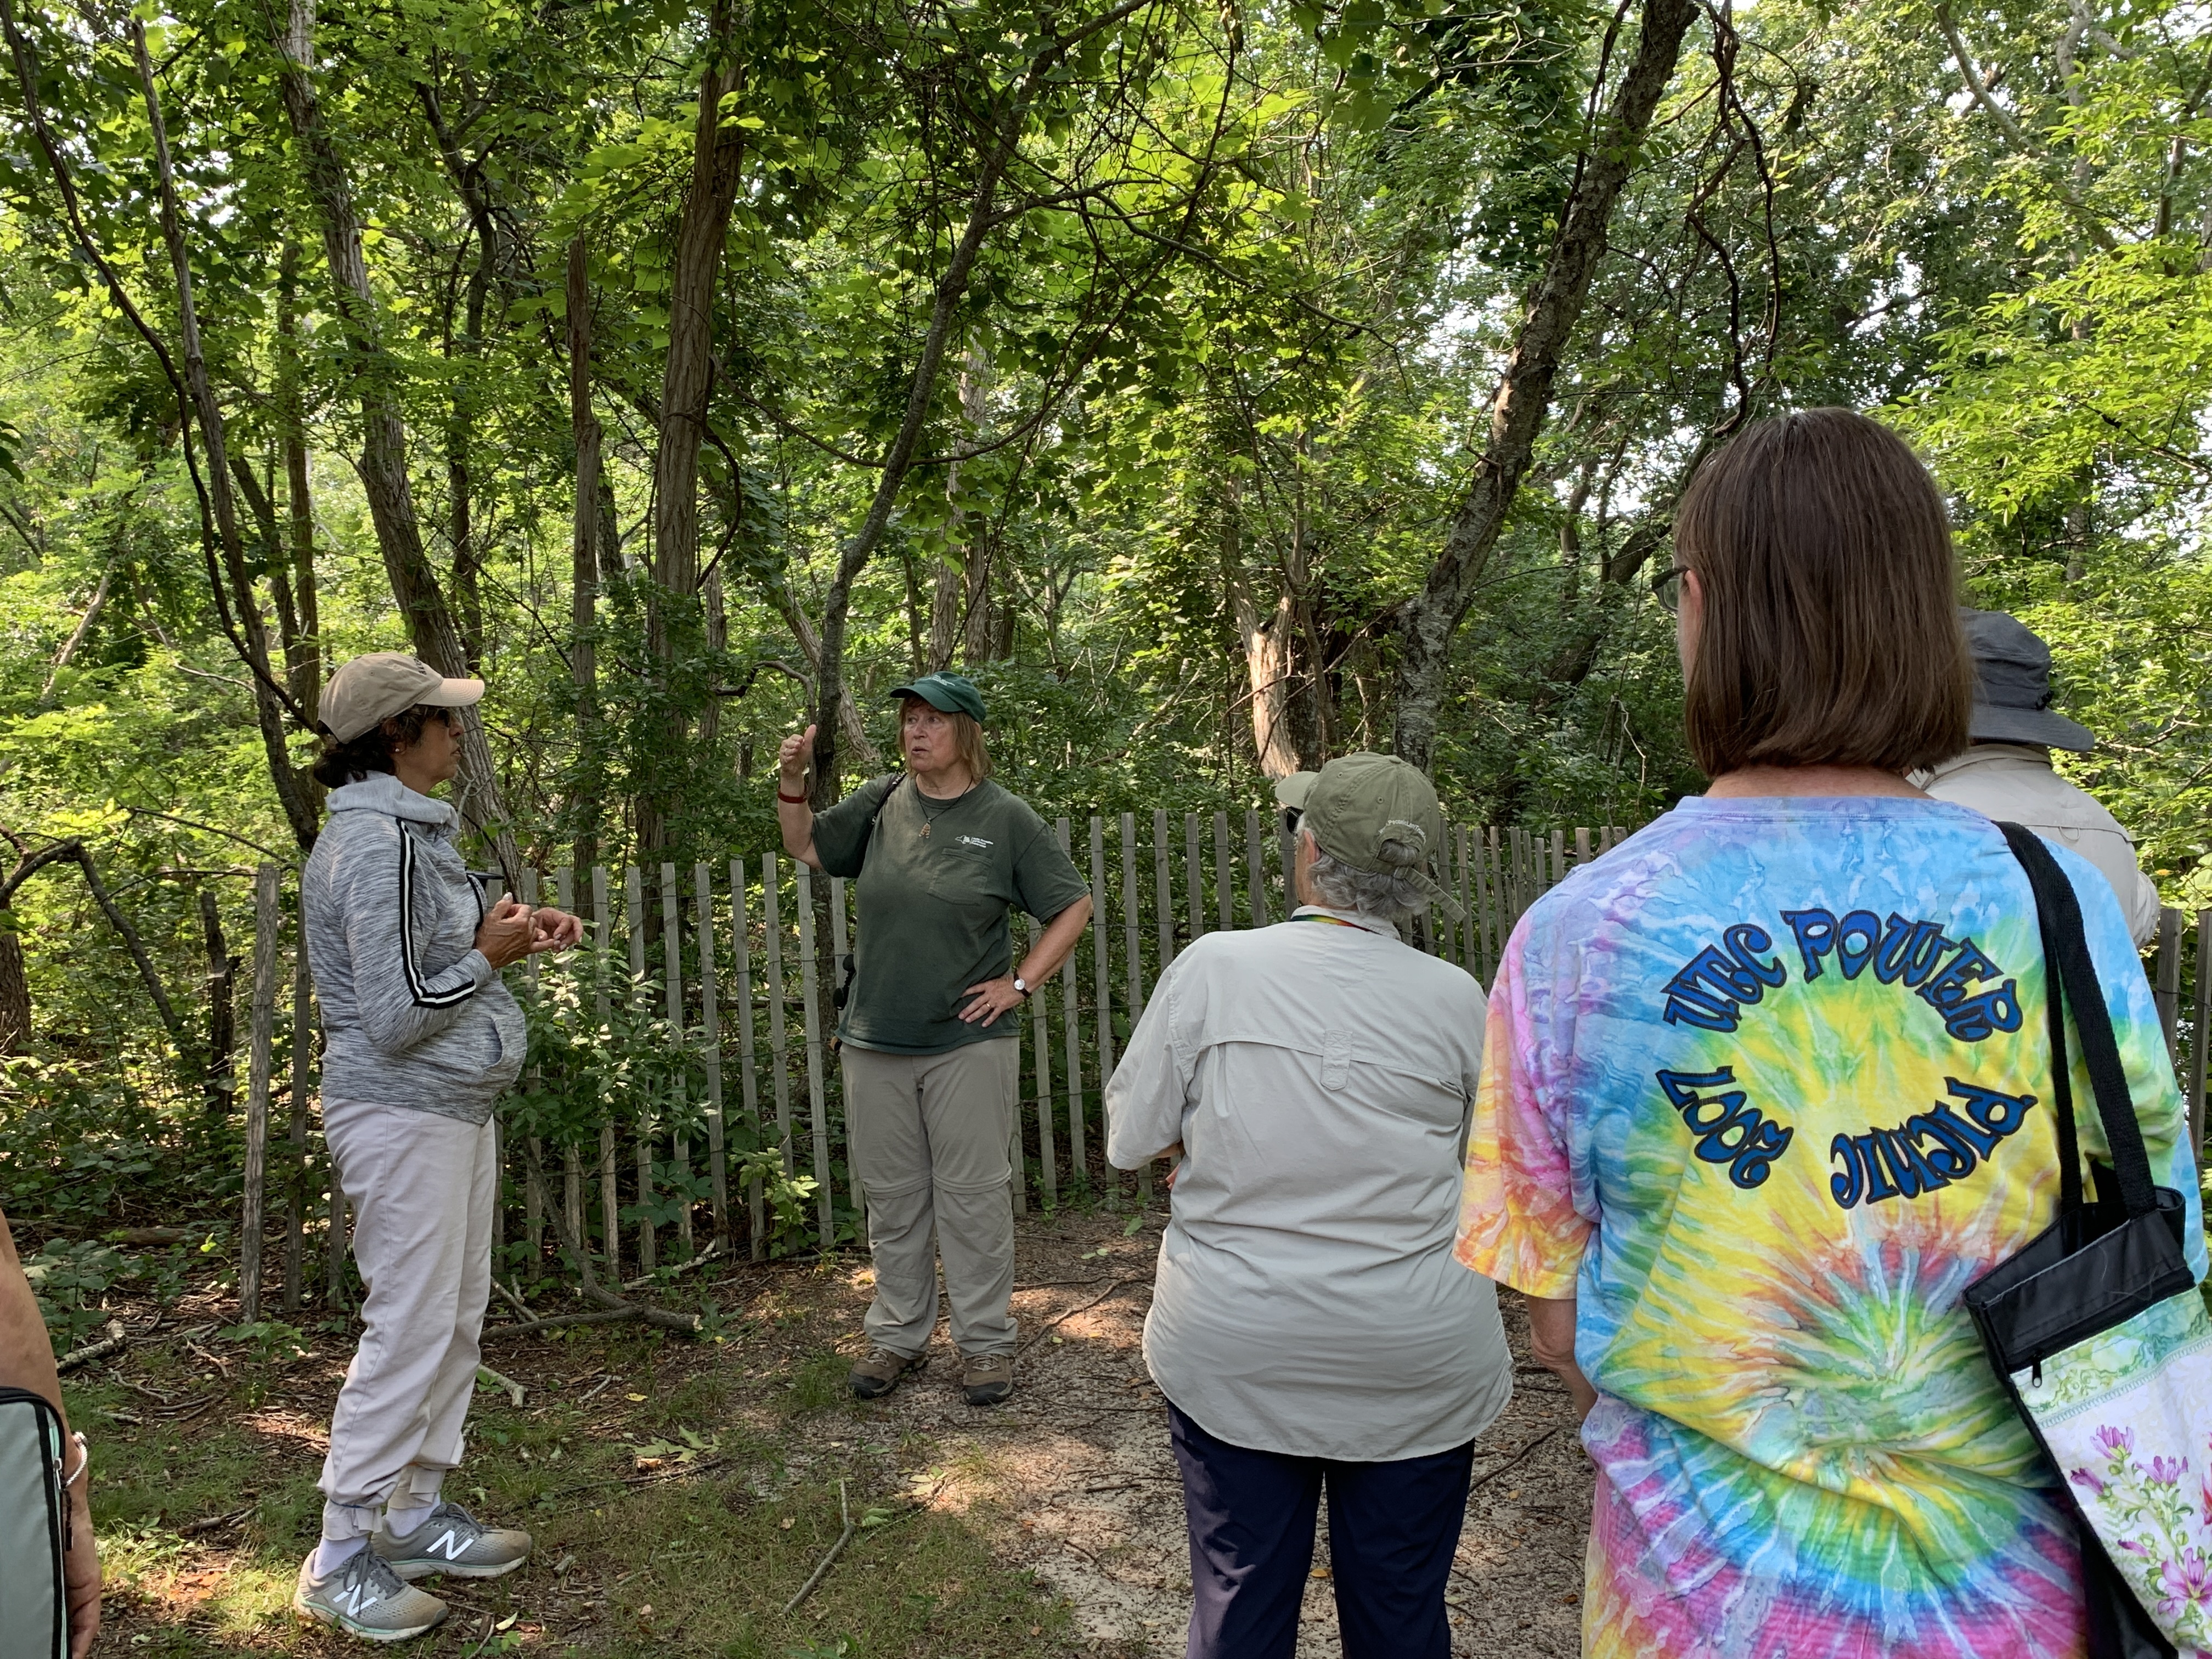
[1454,795,2208,1659]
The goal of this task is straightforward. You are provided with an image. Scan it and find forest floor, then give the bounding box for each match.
[61,1204,1593,1657]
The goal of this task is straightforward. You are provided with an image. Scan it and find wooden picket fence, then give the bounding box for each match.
[228,815,2211,1318]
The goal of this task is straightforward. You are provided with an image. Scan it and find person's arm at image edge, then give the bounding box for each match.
[1455,951,1598,1422]
[0,1207,98,1658]
[1104,963,1188,1171]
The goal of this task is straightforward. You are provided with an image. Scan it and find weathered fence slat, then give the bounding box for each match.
[238,862,280,1322]
[1028,913,1056,1207]
[591,866,618,1278]
[1087,815,1114,1192]
[1147,810,1171,975]
[661,862,694,1251]
[1058,819,1087,1192]
[554,868,584,1254]
[731,860,766,1256]
[1121,814,1147,1021]
[625,865,653,1272]
[763,857,794,1176]
[1245,810,1269,930]
[794,866,834,1248]
[2156,907,2183,1062]
[695,862,729,1248]
[1184,812,1205,944]
[1212,812,1235,934]
[284,915,311,1312]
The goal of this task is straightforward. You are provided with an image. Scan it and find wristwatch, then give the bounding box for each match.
[1013,975,1032,998]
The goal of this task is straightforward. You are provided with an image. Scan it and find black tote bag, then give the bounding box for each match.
[1960,823,2207,1659]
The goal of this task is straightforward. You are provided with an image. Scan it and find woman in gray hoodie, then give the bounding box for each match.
[292,653,580,1643]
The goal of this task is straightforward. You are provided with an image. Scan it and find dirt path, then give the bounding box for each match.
[885,1205,1595,1657]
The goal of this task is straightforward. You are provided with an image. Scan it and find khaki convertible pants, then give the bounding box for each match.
[842,1040,1021,1359]
[317,1098,496,1541]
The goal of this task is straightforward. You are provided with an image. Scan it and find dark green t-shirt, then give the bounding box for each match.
[812,775,1091,1054]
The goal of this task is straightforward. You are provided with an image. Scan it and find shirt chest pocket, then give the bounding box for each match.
[927,836,1007,905]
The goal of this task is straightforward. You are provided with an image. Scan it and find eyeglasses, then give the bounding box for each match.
[1279,806,1303,838]
[1651,566,1691,613]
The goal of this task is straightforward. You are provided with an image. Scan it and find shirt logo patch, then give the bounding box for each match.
[956,835,994,849]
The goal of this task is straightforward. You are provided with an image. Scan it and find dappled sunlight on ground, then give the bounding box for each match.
[65,1205,1590,1655]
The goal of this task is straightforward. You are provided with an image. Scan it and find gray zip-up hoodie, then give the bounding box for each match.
[303,774,526,1124]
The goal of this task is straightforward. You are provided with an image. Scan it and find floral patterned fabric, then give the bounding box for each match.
[1454,795,2209,1658]
[2030,1290,2212,1653]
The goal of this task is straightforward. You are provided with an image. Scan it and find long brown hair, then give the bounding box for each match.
[1678,409,1972,777]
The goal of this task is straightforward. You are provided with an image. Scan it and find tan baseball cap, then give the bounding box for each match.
[321,652,483,742]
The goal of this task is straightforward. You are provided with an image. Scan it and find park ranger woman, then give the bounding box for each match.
[777,673,1092,1407]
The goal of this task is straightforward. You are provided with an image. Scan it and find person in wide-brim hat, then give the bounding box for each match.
[1916,607,2162,944]
[774,672,1093,1408]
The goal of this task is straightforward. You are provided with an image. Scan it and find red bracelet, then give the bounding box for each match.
[777,789,809,804]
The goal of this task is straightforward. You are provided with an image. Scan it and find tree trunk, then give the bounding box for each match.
[270,0,516,882]
[131,20,320,854]
[1389,0,1698,771]
[640,4,746,858]
[568,233,602,876]
[0,899,28,1053]
[808,101,1029,805]
[278,241,321,727]
[936,347,990,669]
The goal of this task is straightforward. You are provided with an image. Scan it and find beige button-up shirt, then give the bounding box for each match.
[1918,744,2163,945]
[1105,906,1512,1461]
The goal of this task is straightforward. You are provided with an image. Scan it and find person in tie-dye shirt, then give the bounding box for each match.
[1454,409,2208,1659]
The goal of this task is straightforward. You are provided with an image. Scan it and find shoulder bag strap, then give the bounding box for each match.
[1996,821,2159,1218]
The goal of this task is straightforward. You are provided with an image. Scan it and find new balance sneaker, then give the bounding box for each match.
[294,1548,448,1642]
[961,1352,1014,1406]
[848,1345,926,1400]
[371,1501,532,1581]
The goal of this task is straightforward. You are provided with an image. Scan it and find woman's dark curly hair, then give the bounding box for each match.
[312,703,455,788]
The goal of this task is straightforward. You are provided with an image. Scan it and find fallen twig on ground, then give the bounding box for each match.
[782,1480,854,1616]
[476,1364,524,1407]
[482,1308,645,1340]
[622,1244,723,1291]
[57,1319,127,1374]
[1014,1279,1143,1357]
[523,1141,700,1335]
[1468,1425,1562,1494]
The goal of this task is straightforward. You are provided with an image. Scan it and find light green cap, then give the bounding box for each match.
[1276,753,1464,919]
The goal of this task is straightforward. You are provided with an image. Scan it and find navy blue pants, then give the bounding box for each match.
[1167,1400,1475,1659]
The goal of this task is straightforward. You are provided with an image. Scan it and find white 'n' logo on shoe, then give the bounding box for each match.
[430,1528,471,1561]
[333,1580,376,1618]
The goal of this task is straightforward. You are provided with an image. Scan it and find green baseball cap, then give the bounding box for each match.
[1276,753,1464,919]
[887,672,986,724]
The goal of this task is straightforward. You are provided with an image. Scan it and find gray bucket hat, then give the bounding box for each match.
[1959,608,2094,752]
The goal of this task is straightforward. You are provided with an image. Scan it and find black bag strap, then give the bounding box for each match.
[1997,822,2160,1219]
[843,771,909,870]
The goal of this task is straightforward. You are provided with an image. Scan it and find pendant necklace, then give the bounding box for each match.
[916,782,973,838]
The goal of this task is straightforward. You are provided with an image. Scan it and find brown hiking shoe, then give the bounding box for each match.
[849,1346,925,1400]
[961,1352,1014,1407]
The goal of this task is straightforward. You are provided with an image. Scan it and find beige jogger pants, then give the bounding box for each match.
[842,1039,1021,1359]
[317,1097,497,1541]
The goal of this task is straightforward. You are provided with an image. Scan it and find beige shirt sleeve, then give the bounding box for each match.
[1920,747,2165,946]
